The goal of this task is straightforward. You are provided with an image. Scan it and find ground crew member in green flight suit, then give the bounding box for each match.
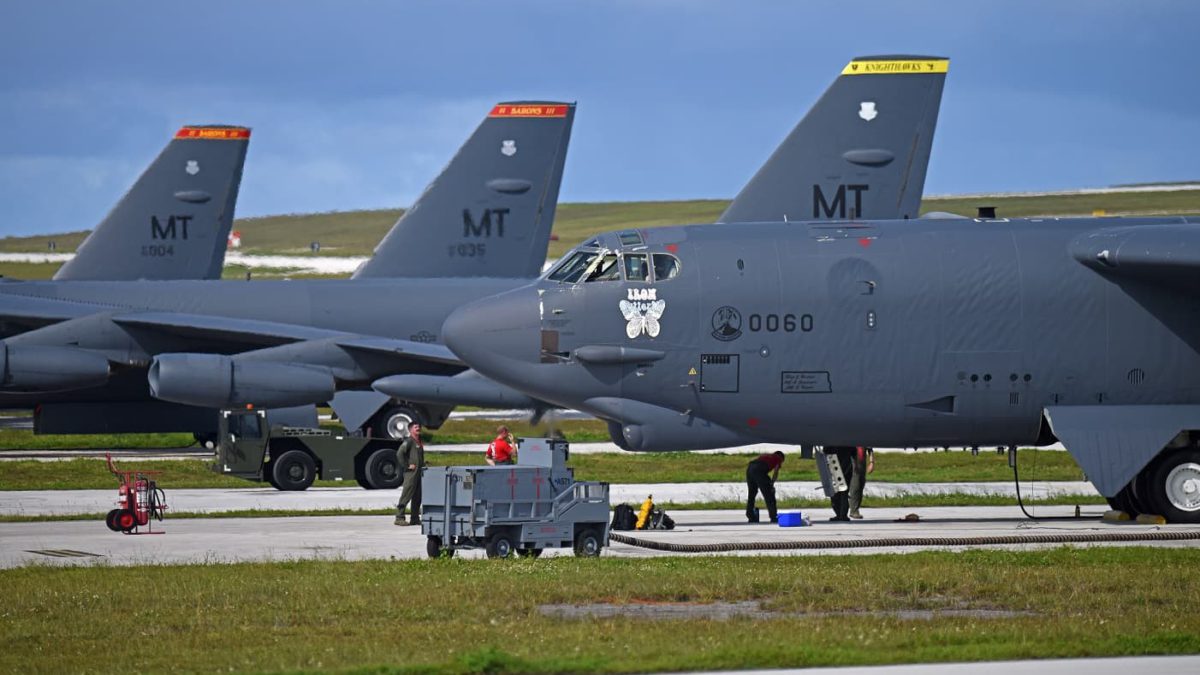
[394,422,426,526]
[847,446,875,519]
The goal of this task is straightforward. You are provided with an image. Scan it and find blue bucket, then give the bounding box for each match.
[777,512,805,527]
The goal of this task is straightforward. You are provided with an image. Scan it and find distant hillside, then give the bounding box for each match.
[4,189,1200,263]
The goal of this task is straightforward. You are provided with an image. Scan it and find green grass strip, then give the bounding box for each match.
[1,548,1198,672]
[0,449,1085,491]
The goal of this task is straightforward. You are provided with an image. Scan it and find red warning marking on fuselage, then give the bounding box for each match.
[489,104,569,118]
[857,238,873,248]
[665,244,680,253]
[747,417,760,428]
[175,127,251,140]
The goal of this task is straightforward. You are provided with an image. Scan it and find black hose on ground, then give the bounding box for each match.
[1012,445,1094,520]
[608,529,1200,553]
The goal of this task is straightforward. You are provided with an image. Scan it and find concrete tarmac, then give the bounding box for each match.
[0,481,1100,517]
[3,505,1195,569]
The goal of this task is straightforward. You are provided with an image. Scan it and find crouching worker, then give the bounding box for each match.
[485,425,516,466]
[746,451,784,523]
[394,422,425,526]
[817,446,856,522]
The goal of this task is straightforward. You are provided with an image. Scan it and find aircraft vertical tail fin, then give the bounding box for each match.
[353,102,575,279]
[54,126,250,281]
[718,56,948,223]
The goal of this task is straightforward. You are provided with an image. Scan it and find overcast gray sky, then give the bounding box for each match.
[2,0,1198,236]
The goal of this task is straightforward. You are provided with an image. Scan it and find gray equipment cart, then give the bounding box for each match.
[420,438,610,558]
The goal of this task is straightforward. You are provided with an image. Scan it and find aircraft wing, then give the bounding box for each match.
[1070,222,1200,290]
[113,312,462,365]
[0,294,104,335]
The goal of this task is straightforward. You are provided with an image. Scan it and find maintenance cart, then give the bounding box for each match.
[212,408,403,491]
[421,438,611,558]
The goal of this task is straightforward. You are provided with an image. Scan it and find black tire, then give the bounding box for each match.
[516,548,543,558]
[193,433,217,450]
[485,531,515,559]
[105,509,122,532]
[573,527,603,558]
[1146,448,1200,523]
[363,447,403,489]
[372,405,425,441]
[426,536,454,559]
[271,449,316,491]
[1106,484,1140,515]
[355,476,373,489]
[117,509,137,533]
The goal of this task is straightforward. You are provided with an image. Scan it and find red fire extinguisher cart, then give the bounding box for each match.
[104,453,168,534]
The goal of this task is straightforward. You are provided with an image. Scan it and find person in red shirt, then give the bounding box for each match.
[485,426,516,465]
[745,450,784,523]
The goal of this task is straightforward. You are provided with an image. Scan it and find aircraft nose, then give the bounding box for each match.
[443,285,542,369]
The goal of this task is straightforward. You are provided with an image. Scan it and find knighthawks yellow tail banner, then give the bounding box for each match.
[842,58,949,75]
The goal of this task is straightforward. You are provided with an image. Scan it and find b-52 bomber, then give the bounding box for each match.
[376,55,948,407]
[442,158,1200,521]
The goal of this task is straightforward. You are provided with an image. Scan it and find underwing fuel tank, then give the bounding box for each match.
[590,397,756,452]
[0,344,110,391]
[149,353,335,409]
[371,371,538,409]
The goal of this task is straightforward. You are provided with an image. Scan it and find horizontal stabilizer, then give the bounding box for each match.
[1044,404,1200,496]
[55,126,250,281]
[354,102,575,279]
[719,55,947,223]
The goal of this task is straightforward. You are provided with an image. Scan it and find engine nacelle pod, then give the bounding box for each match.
[372,371,538,408]
[149,354,336,408]
[0,344,110,391]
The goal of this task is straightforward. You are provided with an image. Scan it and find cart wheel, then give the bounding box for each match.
[271,450,316,491]
[573,527,602,558]
[105,509,122,532]
[117,510,137,533]
[485,532,514,559]
[355,476,373,489]
[364,448,403,489]
[516,548,543,559]
[426,536,454,559]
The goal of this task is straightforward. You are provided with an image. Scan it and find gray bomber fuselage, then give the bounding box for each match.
[445,216,1200,448]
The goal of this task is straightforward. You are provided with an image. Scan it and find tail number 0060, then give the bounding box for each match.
[748,313,812,333]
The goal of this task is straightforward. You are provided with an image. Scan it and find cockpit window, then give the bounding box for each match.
[585,254,621,282]
[548,249,601,283]
[618,231,644,246]
[623,254,649,282]
[653,253,681,281]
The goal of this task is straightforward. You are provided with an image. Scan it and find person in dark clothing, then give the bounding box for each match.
[823,446,858,521]
[394,422,426,526]
[745,451,785,523]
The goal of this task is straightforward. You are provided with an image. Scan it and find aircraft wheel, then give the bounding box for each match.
[364,448,403,489]
[271,450,316,491]
[426,536,454,559]
[485,532,514,559]
[373,405,425,441]
[573,527,602,558]
[516,547,543,558]
[105,509,122,532]
[1147,448,1200,523]
[355,476,373,489]
[1106,484,1140,516]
